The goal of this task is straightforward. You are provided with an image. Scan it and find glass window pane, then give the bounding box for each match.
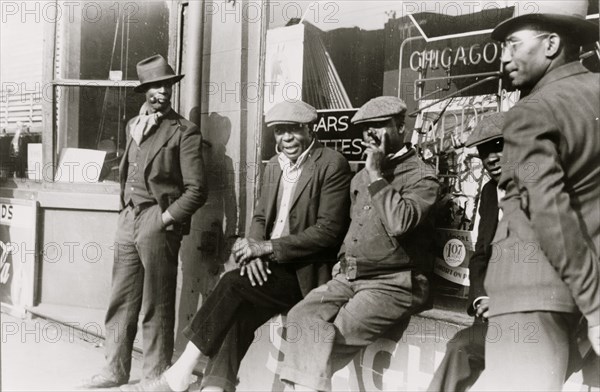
[56,1,170,81]
[0,8,44,180]
[54,85,145,183]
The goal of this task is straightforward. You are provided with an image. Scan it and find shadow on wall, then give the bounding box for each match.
[175,111,238,353]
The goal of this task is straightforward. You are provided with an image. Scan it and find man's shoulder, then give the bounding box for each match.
[523,67,598,105]
[316,144,349,167]
[394,150,436,177]
[170,111,199,134]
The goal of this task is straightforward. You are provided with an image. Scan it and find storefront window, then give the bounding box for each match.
[52,85,145,183]
[51,1,171,184]
[0,8,44,180]
[260,2,516,306]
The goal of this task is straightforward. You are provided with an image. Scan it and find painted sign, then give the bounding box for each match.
[236,314,590,391]
[0,198,37,316]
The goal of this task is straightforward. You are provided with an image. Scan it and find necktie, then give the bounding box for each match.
[130,103,165,145]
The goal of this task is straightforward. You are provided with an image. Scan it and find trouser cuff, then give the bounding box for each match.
[182,325,209,356]
[279,365,331,392]
[200,375,237,392]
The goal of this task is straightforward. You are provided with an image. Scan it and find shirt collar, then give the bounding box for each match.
[278,138,316,170]
[390,143,411,160]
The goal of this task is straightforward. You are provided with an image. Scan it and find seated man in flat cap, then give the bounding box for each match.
[279,96,440,392]
[125,100,352,392]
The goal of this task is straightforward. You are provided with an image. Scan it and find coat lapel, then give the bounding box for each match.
[264,161,282,229]
[143,115,179,176]
[288,143,323,211]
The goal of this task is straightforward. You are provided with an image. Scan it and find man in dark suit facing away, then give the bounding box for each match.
[427,113,504,392]
[85,54,208,388]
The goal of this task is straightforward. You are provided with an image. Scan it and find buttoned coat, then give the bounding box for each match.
[467,179,499,316]
[248,141,351,297]
[485,62,600,328]
[119,109,207,234]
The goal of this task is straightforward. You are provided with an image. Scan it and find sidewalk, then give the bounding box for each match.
[0,313,201,392]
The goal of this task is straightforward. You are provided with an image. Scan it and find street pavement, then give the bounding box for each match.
[0,313,201,392]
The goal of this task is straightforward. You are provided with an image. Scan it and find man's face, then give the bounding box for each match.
[361,117,404,155]
[273,123,313,162]
[477,138,504,182]
[501,28,551,88]
[144,81,173,113]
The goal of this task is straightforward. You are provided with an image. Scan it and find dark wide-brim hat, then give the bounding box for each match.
[265,100,318,126]
[492,0,598,44]
[465,112,505,148]
[134,54,184,93]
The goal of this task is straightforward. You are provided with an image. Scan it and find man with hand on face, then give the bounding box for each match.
[427,113,505,392]
[124,100,351,392]
[279,96,440,392]
[476,1,600,390]
[85,55,207,388]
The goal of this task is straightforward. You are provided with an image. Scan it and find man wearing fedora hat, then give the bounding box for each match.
[477,1,600,390]
[85,54,207,388]
[122,100,351,392]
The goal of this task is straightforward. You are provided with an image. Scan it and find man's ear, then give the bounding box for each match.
[545,33,561,58]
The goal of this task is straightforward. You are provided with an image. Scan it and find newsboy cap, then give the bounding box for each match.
[351,96,407,124]
[265,100,318,126]
[465,112,505,148]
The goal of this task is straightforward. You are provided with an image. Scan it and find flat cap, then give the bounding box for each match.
[265,100,317,126]
[465,112,505,148]
[351,96,407,124]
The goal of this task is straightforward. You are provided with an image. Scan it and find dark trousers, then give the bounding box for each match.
[103,205,181,380]
[183,264,304,392]
[427,320,487,392]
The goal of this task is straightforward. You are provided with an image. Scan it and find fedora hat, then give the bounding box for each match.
[492,0,598,44]
[134,55,184,93]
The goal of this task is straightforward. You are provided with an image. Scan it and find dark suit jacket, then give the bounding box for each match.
[467,180,498,316]
[248,141,351,297]
[485,62,600,328]
[119,109,207,235]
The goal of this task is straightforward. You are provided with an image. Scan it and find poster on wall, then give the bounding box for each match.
[263,24,305,114]
[0,198,38,317]
[433,228,476,292]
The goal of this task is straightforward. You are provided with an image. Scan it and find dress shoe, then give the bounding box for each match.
[119,375,188,392]
[82,374,128,389]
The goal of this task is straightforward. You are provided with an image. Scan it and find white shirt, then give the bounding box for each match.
[497,187,505,221]
[270,139,315,239]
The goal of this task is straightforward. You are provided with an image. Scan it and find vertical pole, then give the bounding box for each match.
[185,1,205,127]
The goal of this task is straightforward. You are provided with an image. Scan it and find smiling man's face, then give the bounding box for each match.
[273,123,313,162]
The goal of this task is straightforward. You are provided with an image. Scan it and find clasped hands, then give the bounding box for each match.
[231,238,273,287]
